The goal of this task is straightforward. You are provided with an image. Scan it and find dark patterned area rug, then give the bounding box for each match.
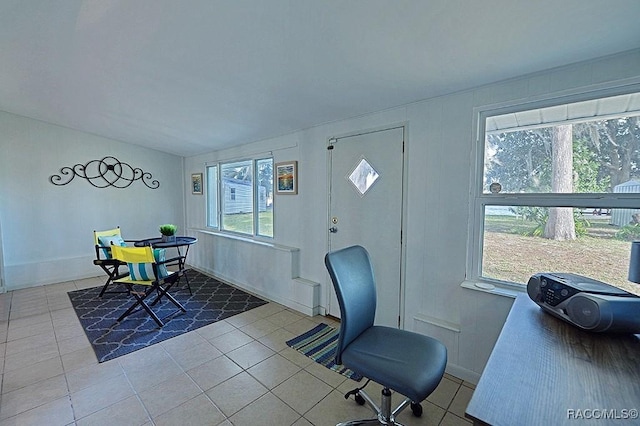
[68,270,268,363]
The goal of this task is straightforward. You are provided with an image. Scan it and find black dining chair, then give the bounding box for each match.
[93,226,136,297]
[325,245,447,425]
[111,245,186,327]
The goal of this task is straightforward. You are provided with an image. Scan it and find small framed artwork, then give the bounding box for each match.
[191,173,203,195]
[275,161,298,195]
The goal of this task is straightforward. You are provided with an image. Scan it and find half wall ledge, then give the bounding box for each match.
[190,229,320,316]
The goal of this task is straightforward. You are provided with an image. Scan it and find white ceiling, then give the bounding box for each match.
[1,1,639,157]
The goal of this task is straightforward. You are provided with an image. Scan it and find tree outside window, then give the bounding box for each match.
[477,91,640,295]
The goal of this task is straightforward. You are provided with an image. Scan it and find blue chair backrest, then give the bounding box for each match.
[324,245,377,364]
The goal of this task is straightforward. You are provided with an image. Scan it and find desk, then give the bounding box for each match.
[466,294,640,426]
[135,236,197,294]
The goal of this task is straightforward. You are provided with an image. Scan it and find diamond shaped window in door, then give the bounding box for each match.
[348,157,380,196]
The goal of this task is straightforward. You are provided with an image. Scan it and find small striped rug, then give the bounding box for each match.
[286,323,362,381]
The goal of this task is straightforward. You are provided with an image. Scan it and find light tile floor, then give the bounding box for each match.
[0,275,475,426]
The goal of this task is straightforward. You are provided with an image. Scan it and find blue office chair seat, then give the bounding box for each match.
[325,245,447,426]
[342,326,446,404]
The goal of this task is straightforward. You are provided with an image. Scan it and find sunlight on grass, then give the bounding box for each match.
[483,215,640,296]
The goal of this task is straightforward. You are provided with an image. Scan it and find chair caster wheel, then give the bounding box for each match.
[411,402,423,417]
[354,393,366,405]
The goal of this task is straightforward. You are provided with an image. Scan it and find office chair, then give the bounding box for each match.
[111,245,186,327]
[93,226,136,297]
[325,245,447,426]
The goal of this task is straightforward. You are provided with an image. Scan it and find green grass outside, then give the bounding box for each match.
[222,210,273,237]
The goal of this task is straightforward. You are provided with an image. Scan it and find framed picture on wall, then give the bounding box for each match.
[191,173,203,194]
[275,161,298,195]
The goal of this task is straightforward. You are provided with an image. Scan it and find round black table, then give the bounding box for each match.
[134,236,197,294]
[134,236,197,249]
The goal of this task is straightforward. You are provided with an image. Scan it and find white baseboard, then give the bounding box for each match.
[5,255,98,291]
[446,363,480,385]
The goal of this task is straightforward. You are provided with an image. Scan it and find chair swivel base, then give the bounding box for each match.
[338,381,422,426]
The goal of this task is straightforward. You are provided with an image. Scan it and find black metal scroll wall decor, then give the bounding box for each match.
[49,156,160,189]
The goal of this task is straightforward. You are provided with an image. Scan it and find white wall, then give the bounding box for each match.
[0,112,185,290]
[184,49,640,383]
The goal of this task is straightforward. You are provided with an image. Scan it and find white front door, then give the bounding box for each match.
[327,126,405,327]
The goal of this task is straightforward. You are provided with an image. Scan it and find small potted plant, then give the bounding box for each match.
[159,224,177,242]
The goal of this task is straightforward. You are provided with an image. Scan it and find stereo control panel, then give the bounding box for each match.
[539,276,579,306]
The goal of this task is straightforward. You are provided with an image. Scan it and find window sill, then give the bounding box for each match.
[193,228,298,253]
[460,280,526,299]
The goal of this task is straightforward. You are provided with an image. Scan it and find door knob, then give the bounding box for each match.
[329,226,338,233]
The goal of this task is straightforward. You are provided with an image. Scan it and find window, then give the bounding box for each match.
[206,157,274,238]
[472,89,640,296]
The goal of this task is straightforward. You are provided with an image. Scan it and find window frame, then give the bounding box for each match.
[254,157,274,238]
[205,156,274,240]
[206,164,219,229]
[468,84,640,291]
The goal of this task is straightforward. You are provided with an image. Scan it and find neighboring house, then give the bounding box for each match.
[611,180,640,226]
[223,177,267,214]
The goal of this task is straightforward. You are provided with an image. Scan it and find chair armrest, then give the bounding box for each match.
[95,244,111,260]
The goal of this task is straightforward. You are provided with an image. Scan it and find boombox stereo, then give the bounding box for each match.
[527,273,640,333]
